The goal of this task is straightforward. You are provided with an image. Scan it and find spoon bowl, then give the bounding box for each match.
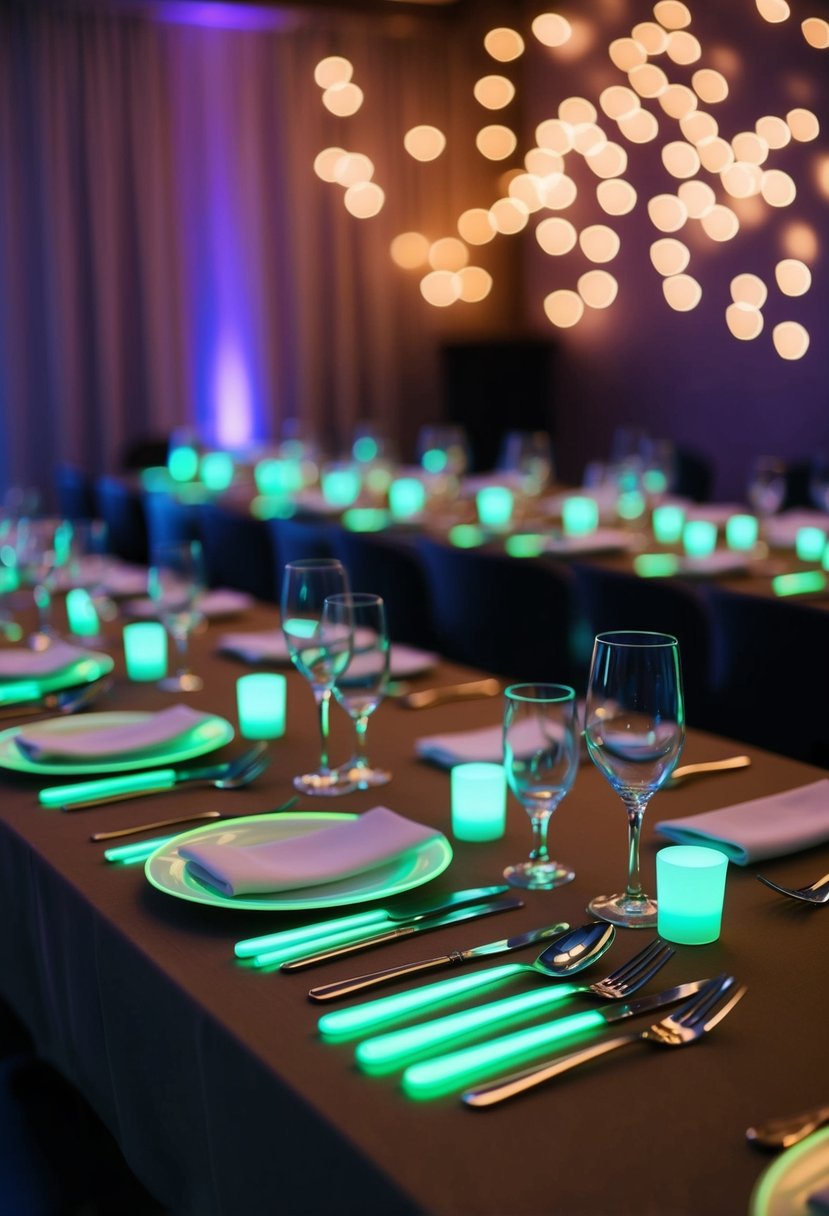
[747,1102,829,1150]
[532,920,616,978]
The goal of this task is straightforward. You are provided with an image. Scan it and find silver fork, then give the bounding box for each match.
[756,871,829,905]
[462,974,745,1107]
[351,939,675,1070]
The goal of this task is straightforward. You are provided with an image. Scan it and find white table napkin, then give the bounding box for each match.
[764,510,829,549]
[15,704,214,761]
[677,551,750,577]
[125,588,253,620]
[0,642,96,681]
[180,806,448,896]
[545,529,639,556]
[655,778,829,864]
[417,712,586,769]
[218,630,437,677]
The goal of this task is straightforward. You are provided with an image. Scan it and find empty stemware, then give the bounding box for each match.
[584,631,685,928]
[147,538,206,692]
[15,516,71,649]
[325,592,391,790]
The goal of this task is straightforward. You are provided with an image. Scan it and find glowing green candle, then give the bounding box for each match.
[725,513,759,551]
[450,762,506,842]
[342,508,389,533]
[200,451,234,492]
[561,496,598,536]
[682,519,717,558]
[795,526,826,563]
[656,845,728,945]
[505,534,546,558]
[321,466,361,507]
[122,621,167,681]
[402,1008,602,1099]
[66,588,100,637]
[236,673,286,740]
[476,486,514,529]
[254,458,303,497]
[168,443,199,482]
[448,525,485,549]
[617,489,646,521]
[389,478,426,520]
[633,554,679,579]
[652,504,685,545]
[772,571,827,597]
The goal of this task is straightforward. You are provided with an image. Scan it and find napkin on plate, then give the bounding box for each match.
[179,805,447,896]
[655,778,829,864]
[545,529,639,556]
[217,631,437,678]
[0,642,97,681]
[677,551,750,577]
[14,704,215,761]
[125,588,253,620]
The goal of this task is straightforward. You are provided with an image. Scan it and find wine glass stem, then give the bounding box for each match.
[353,714,370,770]
[314,688,331,772]
[170,627,190,675]
[34,583,51,634]
[622,795,650,900]
[529,814,551,864]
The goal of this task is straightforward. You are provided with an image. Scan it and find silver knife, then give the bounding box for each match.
[280,897,525,972]
[308,921,571,1002]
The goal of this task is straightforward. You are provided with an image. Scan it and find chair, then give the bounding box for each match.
[54,465,97,520]
[142,490,201,553]
[570,561,717,728]
[706,587,829,766]
[673,446,714,503]
[267,517,337,577]
[415,537,582,683]
[94,476,149,564]
[199,503,277,601]
[331,530,438,648]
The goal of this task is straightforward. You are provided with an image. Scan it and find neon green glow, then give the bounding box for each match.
[651,504,685,545]
[168,445,199,482]
[0,679,40,707]
[104,834,177,864]
[450,763,506,841]
[0,565,20,594]
[200,452,234,491]
[505,534,546,558]
[39,769,177,808]
[321,468,361,507]
[476,487,514,529]
[250,495,295,520]
[236,673,286,740]
[422,448,448,474]
[356,984,578,1075]
[643,469,668,495]
[317,964,525,1042]
[123,621,168,681]
[402,1008,602,1098]
[683,519,717,557]
[772,571,827,597]
[235,909,387,959]
[561,496,598,536]
[139,466,171,492]
[633,553,679,578]
[282,617,317,639]
[251,919,406,969]
[617,490,646,521]
[656,845,728,945]
[725,513,758,551]
[66,588,100,637]
[795,526,826,563]
[342,508,389,533]
[365,466,392,495]
[388,478,426,520]
[254,459,303,497]
[352,436,379,463]
[448,525,484,549]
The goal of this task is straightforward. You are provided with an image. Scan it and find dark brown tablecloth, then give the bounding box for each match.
[0,603,826,1215]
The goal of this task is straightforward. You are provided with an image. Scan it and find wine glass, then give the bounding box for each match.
[147,538,206,692]
[502,683,579,890]
[808,450,829,514]
[325,592,391,790]
[14,516,71,649]
[496,430,554,496]
[584,631,685,928]
[281,558,354,796]
[746,456,786,519]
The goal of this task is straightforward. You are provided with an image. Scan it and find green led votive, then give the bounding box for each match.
[656,845,728,945]
[652,504,685,545]
[617,489,646,521]
[725,513,759,551]
[123,621,168,681]
[66,588,100,637]
[795,526,826,563]
[505,534,546,558]
[562,496,598,536]
[342,508,389,533]
[254,458,303,497]
[683,519,717,558]
[476,486,514,530]
[168,444,199,482]
[633,554,679,579]
[772,571,827,597]
[321,466,361,508]
[422,447,448,475]
[236,673,286,740]
[200,451,234,492]
[450,762,507,842]
[388,478,426,520]
[448,524,485,549]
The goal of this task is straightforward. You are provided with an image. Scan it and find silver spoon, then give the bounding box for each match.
[90,794,300,841]
[747,1103,829,1150]
[666,755,751,787]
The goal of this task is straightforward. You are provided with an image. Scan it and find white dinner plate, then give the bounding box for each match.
[0,711,234,775]
[750,1127,829,1216]
[144,811,453,911]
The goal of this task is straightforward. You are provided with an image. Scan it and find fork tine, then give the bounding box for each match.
[676,974,736,1028]
[599,938,674,991]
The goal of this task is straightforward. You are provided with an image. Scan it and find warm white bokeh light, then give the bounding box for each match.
[536,216,578,255]
[681,111,718,144]
[489,197,529,234]
[544,289,585,327]
[755,116,791,150]
[659,85,698,120]
[476,125,518,160]
[484,27,525,62]
[596,178,638,215]
[428,238,469,271]
[600,86,640,120]
[756,0,791,22]
[775,259,812,296]
[585,142,628,178]
[654,1,692,29]
[559,97,598,125]
[344,182,384,218]
[404,126,446,162]
[650,238,690,276]
[697,137,735,173]
[802,17,829,47]
[781,221,819,262]
[721,162,763,198]
[457,267,493,303]
[761,169,797,206]
[578,270,619,308]
[525,147,564,175]
[662,141,701,178]
[773,321,810,360]
[667,31,702,63]
[701,204,740,241]
[573,123,608,156]
[532,13,573,47]
[647,194,688,232]
[542,174,578,209]
[730,273,768,307]
[678,179,716,217]
[617,109,660,143]
[787,108,820,142]
[663,274,702,310]
[692,70,729,104]
[390,232,430,270]
[420,270,462,307]
[536,118,575,153]
[333,153,374,186]
[457,208,497,245]
[314,146,348,182]
[726,303,764,340]
[314,57,353,88]
[474,76,516,110]
[609,38,647,71]
[579,225,621,262]
[508,174,545,212]
[629,63,669,98]
[815,154,829,200]
[632,21,670,53]
[732,132,769,164]
[322,82,364,117]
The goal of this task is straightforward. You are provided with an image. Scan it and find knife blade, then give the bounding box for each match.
[310,921,572,1004]
[234,885,510,962]
[355,977,706,1075]
[397,979,709,1097]
[277,897,524,972]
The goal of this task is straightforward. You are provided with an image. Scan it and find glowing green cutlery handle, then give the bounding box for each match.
[39,769,178,808]
[235,910,388,959]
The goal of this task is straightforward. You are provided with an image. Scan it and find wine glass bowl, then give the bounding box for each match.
[147,539,206,692]
[502,683,579,891]
[324,592,391,789]
[584,631,685,928]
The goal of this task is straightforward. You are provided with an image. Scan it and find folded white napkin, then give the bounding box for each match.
[180,806,448,896]
[417,718,550,769]
[764,510,829,549]
[677,552,749,577]
[15,704,214,761]
[125,588,253,620]
[685,504,745,526]
[655,779,829,864]
[218,631,436,678]
[545,529,639,556]
[0,642,95,681]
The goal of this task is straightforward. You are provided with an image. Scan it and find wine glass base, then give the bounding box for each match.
[292,771,357,797]
[588,892,658,928]
[503,860,575,891]
[158,673,204,692]
[336,763,392,790]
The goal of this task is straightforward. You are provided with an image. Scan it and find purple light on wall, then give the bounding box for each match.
[153,3,298,32]
[213,332,254,448]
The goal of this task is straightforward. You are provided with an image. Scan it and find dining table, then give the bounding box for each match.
[0,595,826,1216]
